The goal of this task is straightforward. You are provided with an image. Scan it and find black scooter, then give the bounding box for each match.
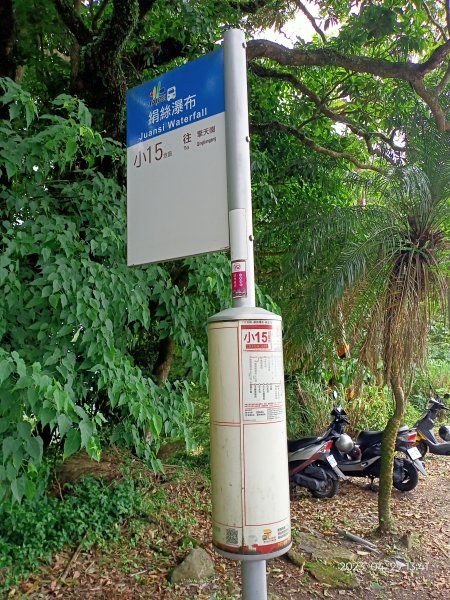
[324,407,425,491]
[414,391,450,457]
[287,434,345,499]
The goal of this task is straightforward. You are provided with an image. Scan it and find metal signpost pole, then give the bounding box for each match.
[224,28,256,311]
[224,28,265,600]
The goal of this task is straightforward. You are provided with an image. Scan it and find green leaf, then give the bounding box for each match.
[73,405,88,420]
[65,137,78,163]
[6,460,17,481]
[49,293,59,309]
[40,406,56,427]
[9,102,21,121]
[86,434,101,462]
[0,417,10,434]
[63,429,81,459]
[152,414,163,437]
[2,436,20,462]
[12,445,24,469]
[0,359,13,384]
[53,388,67,412]
[79,419,94,448]
[17,421,32,439]
[77,101,92,127]
[25,478,37,500]
[13,354,27,379]
[0,267,8,285]
[11,475,27,503]
[25,100,37,127]
[13,374,31,391]
[42,247,51,262]
[25,436,43,465]
[0,483,7,503]
[71,327,82,343]
[57,414,72,437]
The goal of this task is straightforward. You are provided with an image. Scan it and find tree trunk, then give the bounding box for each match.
[377,370,406,533]
[0,0,17,81]
[55,0,139,141]
[375,369,384,388]
[146,337,175,446]
[70,0,82,88]
[153,337,176,385]
[447,276,450,330]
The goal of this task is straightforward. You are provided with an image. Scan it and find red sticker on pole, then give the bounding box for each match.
[231,260,247,298]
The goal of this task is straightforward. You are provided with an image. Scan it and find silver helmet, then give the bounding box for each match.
[438,425,450,442]
[336,433,354,453]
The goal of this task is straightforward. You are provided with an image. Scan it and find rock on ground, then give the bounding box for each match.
[170,548,215,584]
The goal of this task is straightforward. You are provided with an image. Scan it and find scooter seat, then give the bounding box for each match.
[287,436,323,452]
[356,430,382,447]
[356,425,410,448]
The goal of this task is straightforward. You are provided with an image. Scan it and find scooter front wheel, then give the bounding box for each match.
[393,459,419,492]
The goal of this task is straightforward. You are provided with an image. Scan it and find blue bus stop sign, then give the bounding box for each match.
[127,47,229,266]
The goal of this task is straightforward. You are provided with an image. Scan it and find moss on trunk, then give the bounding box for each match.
[377,370,406,533]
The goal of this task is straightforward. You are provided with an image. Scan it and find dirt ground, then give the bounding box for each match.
[13,454,450,600]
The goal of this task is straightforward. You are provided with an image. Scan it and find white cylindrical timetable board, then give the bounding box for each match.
[208,309,291,557]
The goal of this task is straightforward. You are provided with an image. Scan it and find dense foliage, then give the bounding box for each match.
[0,79,232,502]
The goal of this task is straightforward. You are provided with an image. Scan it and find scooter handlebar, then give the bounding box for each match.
[429,399,449,410]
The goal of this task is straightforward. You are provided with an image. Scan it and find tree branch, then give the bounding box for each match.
[419,38,450,74]
[251,121,386,174]
[45,48,71,62]
[249,62,403,161]
[247,38,450,135]
[436,60,450,94]
[246,39,450,81]
[53,0,93,45]
[447,0,450,36]
[127,38,184,73]
[411,80,450,131]
[295,0,326,43]
[92,0,110,30]
[95,0,138,56]
[422,0,447,40]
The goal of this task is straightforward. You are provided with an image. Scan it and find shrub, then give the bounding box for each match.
[0,473,144,592]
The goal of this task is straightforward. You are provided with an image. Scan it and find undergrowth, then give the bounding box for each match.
[0,473,147,593]
[285,375,423,439]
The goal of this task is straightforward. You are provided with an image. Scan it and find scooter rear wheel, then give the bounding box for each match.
[393,459,418,492]
[310,477,339,499]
